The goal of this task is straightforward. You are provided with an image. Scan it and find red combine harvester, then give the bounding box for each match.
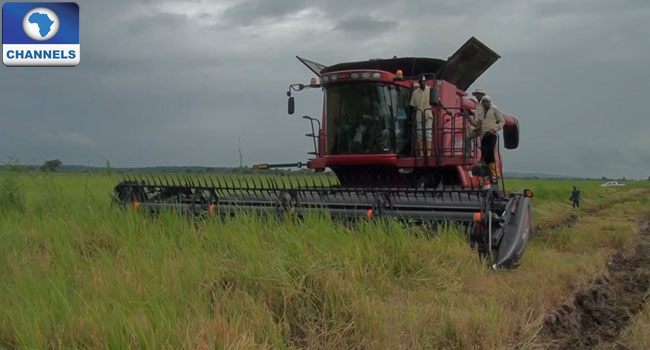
[115,37,533,269]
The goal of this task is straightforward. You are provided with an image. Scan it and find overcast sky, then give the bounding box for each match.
[1,0,649,178]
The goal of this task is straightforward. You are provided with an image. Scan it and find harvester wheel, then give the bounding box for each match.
[465,222,476,243]
[370,193,391,219]
[114,182,146,204]
[415,174,441,189]
[276,191,299,221]
[477,251,498,269]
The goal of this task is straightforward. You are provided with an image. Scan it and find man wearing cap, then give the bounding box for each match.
[410,76,433,156]
[478,95,504,179]
[464,88,487,156]
[472,88,487,117]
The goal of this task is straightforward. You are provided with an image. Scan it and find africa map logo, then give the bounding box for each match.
[3,2,79,66]
[23,7,60,41]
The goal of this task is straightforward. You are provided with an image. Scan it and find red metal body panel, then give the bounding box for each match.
[322,154,398,167]
[462,96,477,111]
[395,157,476,167]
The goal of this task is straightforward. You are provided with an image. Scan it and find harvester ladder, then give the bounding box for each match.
[302,115,321,156]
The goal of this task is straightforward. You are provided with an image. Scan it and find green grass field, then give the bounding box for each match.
[1,171,649,349]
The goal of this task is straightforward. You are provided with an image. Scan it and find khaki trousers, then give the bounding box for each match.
[465,128,481,154]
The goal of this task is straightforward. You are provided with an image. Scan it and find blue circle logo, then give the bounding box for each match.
[22,7,60,41]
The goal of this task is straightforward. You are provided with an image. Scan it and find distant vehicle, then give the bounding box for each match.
[601,181,625,187]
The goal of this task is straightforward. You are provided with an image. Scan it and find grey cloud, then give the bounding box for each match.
[334,15,397,34]
[534,0,650,17]
[39,132,96,148]
[221,0,306,25]
[121,11,192,36]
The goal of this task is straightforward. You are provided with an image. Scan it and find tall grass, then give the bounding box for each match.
[0,173,25,214]
[0,172,648,349]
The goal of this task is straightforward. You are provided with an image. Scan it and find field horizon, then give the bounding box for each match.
[3,160,645,181]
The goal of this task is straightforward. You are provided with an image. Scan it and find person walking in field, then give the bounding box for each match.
[570,186,582,208]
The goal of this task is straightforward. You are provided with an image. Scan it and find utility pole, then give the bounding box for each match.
[238,137,243,168]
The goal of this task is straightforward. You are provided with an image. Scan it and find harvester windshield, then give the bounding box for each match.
[326,83,412,155]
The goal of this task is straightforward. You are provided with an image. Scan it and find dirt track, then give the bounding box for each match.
[533,189,650,235]
[537,218,650,349]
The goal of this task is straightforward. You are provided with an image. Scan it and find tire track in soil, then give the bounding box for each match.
[536,218,650,349]
[533,214,578,234]
[532,189,650,235]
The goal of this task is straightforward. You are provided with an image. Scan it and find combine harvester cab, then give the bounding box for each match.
[114,37,533,269]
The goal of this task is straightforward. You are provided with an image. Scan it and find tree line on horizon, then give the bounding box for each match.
[0,157,647,180]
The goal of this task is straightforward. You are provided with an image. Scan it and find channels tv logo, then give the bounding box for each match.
[2,2,79,66]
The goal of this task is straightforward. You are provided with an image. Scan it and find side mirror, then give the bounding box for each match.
[503,118,520,150]
[429,87,441,106]
[288,96,295,115]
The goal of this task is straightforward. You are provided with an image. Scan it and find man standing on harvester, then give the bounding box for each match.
[465,87,488,155]
[472,87,487,118]
[478,95,504,180]
[410,76,433,157]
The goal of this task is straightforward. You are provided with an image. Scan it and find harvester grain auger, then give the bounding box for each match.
[114,37,533,269]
